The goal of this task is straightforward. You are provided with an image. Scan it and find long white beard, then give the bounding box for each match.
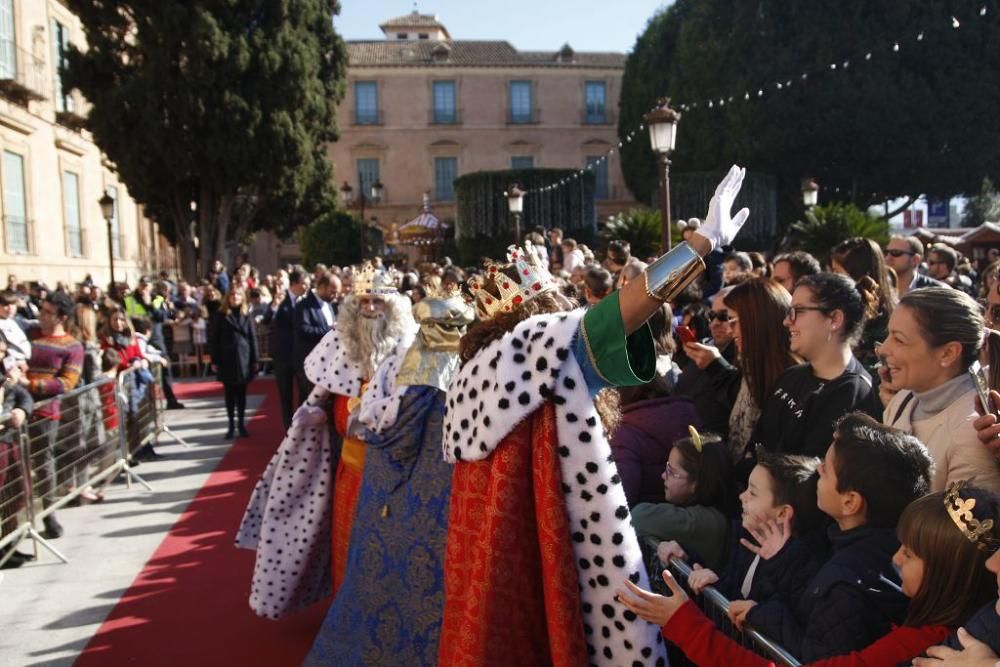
[355,314,393,379]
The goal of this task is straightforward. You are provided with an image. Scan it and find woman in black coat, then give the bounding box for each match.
[209,287,258,438]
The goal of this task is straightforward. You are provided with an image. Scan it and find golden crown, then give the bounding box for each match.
[352,263,398,297]
[467,241,559,319]
[944,481,999,552]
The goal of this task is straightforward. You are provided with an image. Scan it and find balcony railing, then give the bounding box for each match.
[3,215,33,254]
[352,109,384,126]
[583,108,614,125]
[430,108,461,125]
[0,39,48,105]
[65,225,86,258]
[507,107,540,125]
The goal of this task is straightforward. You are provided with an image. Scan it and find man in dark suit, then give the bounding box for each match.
[293,271,340,402]
[262,268,310,428]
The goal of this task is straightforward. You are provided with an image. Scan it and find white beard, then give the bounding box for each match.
[355,314,393,379]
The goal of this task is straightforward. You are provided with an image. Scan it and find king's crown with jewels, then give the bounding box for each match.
[468,241,559,320]
[351,263,399,297]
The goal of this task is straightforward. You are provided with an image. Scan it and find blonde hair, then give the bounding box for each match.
[219,286,248,316]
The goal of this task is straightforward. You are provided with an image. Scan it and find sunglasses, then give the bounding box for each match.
[707,309,734,323]
[884,249,915,258]
[786,304,830,323]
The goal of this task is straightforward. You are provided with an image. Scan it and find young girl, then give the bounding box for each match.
[616,482,1000,667]
[631,429,737,572]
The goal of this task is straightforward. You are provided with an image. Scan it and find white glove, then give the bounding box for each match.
[694,165,750,252]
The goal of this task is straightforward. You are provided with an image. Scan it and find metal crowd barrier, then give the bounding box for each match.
[666,556,802,667]
[0,363,184,570]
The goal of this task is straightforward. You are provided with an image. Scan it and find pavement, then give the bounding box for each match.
[0,382,263,667]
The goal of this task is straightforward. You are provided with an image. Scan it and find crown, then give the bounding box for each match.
[352,263,398,297]
[424,282,462,301]
[944,481,999,552]
[467,241,559,319]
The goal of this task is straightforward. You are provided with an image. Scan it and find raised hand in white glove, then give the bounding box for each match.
[693,165,750,252]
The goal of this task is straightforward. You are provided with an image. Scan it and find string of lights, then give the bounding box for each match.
[515,4,992,199]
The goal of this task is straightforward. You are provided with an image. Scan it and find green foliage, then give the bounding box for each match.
[64,0,348,277]
[785,203,890,266]
[453,169,596,264]
[620,1,1000,235]
[298,209,382,269]
[962,177,1000,228]
[601,209,664,258]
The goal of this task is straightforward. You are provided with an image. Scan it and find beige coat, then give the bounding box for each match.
[884,387,1000,493]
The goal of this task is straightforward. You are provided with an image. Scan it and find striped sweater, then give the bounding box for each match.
[27,332,84,420]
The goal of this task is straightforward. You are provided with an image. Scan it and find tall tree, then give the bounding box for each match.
[619,0,1000,238]
[64,1,347,278]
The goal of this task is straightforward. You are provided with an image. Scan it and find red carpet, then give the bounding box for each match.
[77,378,331,666]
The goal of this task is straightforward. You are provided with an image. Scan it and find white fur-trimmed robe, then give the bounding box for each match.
[442,310,669,666]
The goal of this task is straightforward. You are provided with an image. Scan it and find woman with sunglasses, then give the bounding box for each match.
[745,273,882,462]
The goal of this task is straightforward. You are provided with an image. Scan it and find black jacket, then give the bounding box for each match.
[940,601,1000,654]
[261,291,296,366]
[746,358,881,461]
[209,311,258,386]
[746,524,908,662]
[293,291,332,368]
[1,380,33,444]
[674,342,739,435]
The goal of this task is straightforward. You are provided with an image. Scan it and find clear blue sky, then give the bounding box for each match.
[335,0,673,53]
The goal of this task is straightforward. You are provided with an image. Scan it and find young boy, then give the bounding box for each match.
[741,412,933,662]
[658,449,825,603]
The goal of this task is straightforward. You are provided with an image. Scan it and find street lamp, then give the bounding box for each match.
[371,179,384,203]
[507,184,525,243]
[644,98,681,251]
[98,191,116,287]
[802,178,820,208]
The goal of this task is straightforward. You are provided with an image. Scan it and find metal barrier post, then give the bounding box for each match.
[116,368,153,492]
[152,365,191,449]
[667,557,802,667]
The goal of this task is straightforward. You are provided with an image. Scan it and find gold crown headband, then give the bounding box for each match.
[944,481,1000,552]
[352,263,399,297]
[467,241,559,320]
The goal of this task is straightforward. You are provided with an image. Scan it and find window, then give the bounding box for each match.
[0,0,15,80]
[432,80,456,123]
[3,151,28,253]
[52,20,74,113]
[434,157,457,201]
[586,156,609,200]
[354,81,378,124]
[509,80,532,123]
[356,158,379,200]
[107,185,121,259]
[62,171,82,256]
[511,155,534,170]
[585,81,606,123]
[418,33,429,40]
[396,33,407,39]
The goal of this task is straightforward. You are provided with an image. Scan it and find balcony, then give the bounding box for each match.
[3,215,33,254]
[430,108,461,125]
[352,109,384,126]
[507,108,540,125]
[583,108,614,125]
[65,225,87,258]
[0,40,47,106]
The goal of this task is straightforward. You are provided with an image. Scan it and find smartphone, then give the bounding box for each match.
[676,325,696,346]
[969,360,997,417]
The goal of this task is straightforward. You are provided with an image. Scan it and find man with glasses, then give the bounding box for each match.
[674,287,739,435]
[884,235,945,295]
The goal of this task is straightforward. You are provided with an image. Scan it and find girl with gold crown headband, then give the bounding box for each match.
[619,481,1000,667]
[439,166,750,666]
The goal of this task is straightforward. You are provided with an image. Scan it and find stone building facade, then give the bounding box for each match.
[0,0,170,290]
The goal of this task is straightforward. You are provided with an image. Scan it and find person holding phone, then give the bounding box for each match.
[881,287,1000,492]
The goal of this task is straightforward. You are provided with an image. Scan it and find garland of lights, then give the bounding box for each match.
[513,4,992,200]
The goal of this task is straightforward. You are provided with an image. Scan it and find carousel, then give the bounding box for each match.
[393,194,451,262]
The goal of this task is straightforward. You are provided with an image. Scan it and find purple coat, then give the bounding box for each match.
[610,396,701,507]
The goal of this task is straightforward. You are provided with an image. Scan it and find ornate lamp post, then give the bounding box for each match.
[507,184,525,243]
[802,178,820,208]
[644,98,681,251]
[98,191,116,287]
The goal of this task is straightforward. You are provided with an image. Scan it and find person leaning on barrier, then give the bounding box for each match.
[19,291,83,540]
[0,337,33,568]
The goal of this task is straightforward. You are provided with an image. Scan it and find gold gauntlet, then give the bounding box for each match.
[643,243,706,302]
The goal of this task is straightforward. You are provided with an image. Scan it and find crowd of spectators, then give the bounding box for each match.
[2,227,999,664]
